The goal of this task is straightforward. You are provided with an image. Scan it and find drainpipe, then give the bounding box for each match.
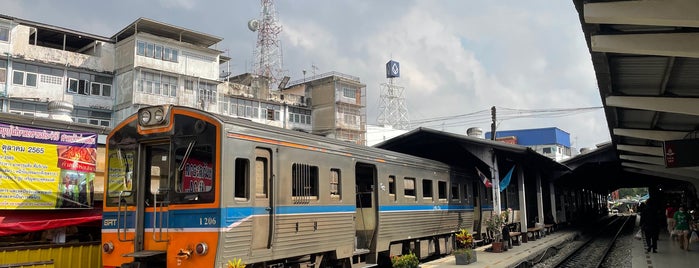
[3,52,9,112]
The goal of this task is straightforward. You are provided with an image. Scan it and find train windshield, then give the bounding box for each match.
[105,114,216,206]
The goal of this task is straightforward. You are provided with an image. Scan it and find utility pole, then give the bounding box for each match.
[491,106,501,215]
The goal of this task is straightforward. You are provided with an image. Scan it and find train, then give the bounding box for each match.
[101,105,491,268]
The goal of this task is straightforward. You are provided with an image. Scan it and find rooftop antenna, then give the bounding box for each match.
[248,0,285,90]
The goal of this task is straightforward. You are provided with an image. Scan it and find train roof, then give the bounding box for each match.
[205,108,452,171]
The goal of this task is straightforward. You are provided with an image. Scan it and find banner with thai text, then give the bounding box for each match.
[0,123,97,209]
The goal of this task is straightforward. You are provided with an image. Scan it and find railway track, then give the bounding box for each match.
[553,216,632,268]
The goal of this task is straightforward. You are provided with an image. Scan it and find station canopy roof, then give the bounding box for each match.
[572,0,699,191]
[374,128,569,181]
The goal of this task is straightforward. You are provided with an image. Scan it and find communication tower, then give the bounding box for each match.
[377,60,410,130]
[248,0,285,89]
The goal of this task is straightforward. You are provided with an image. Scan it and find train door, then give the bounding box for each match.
[472,181,482,236]
[252,148,273,250]
[354,163,377,251]
[124,142,170,258]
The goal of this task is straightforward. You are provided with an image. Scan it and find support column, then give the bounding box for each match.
[549,182,557,224]
[491,153,501,215]
[559,193,567,224]
[535,172,544,225]
[517,167,527,235]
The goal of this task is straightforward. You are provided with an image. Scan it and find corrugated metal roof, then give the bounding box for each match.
[572,0,699,191]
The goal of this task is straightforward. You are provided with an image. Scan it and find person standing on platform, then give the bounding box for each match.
[673,205,691,250]
[666,203,677,238]
[640,199,661,253]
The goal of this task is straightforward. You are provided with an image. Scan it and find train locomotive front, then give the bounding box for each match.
[101,105,221,268]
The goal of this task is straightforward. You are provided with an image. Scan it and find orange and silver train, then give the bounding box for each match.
[101,105,482,268]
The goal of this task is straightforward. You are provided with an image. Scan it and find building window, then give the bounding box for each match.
[0,26,8,42]
[198,81,217,104]
[404,177,416,199]
[137,41,145,56]
[422,179,433,199]
[136,40,178,63]
[292,163,319,204]
[67,70,113,96]
[0,60,6,84]
[12,63,38,87]
[342,87,356,99]
[139,71,177,97]
[330,168,341,200]
[289,107,311,124]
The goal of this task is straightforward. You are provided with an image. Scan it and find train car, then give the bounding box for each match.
[101,105,476,268]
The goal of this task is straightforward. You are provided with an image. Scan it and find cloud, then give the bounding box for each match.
[157,0,196,10]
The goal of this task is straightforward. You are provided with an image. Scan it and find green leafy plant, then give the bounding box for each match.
[485,210,509,242]
[391,252,419,268]
[454,228,475,261]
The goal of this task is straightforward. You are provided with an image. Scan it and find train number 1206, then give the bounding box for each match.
[200,217,217,226]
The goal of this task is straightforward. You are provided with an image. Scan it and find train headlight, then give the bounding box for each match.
[140,110,151,125]
[137,105,171,127]
[102,241,114,254]
[154,108,165,123]
[195,242,208,255]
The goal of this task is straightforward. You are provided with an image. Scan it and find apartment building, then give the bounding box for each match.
[486,127,574,161]
[285,72,367,145]
[0,14,115,126]
[0,14,366,143]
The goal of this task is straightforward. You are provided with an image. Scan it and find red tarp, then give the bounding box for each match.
[0,209,102,236]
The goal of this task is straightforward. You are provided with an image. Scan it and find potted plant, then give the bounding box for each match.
[391,252,419,268]
[454,228,477,265]
[485,210,508,253]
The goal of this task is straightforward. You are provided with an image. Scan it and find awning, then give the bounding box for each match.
[0,209,102,236]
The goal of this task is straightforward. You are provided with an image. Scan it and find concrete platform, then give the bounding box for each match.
[421,229,578,268]
[632,228,699,268]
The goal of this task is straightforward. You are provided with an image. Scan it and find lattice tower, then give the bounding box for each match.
[377,78,410,130]
[251,0,284,89]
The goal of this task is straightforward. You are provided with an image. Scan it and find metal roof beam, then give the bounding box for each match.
[584,0,699,28]
[606,96,699,116]
[619,154,665,166]
[592,33,699,58]
[613,128,687,141]
[622,162,699,178]
[617,144,664,157]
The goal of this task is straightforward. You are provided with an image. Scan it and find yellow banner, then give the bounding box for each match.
[0,123,97,209]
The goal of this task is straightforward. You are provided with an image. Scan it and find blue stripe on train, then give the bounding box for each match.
[102,204,473,229]
[379,204,475,212]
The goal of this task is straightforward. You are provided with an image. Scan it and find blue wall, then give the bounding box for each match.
[485,127,571,147]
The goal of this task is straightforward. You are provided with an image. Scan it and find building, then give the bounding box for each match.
[285,72,367,145]
[0,14,366,144]
[486,127,574,161]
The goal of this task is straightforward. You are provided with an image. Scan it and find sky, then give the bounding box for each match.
[1,0,611,150]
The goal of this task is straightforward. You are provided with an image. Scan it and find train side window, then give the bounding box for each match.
[438,181,447,202]
[464,183,472,205]
[451,183,460,201]
[422,179,433,200]
[330,168,341,201]
[292,163,319,204]
[388,175,396,201]
[404,177,416,200]
[234,158,249,200]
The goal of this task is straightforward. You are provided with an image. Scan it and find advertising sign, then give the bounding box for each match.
[663,138,699,168]
[181,158,213,193]
[0,123,97,209]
